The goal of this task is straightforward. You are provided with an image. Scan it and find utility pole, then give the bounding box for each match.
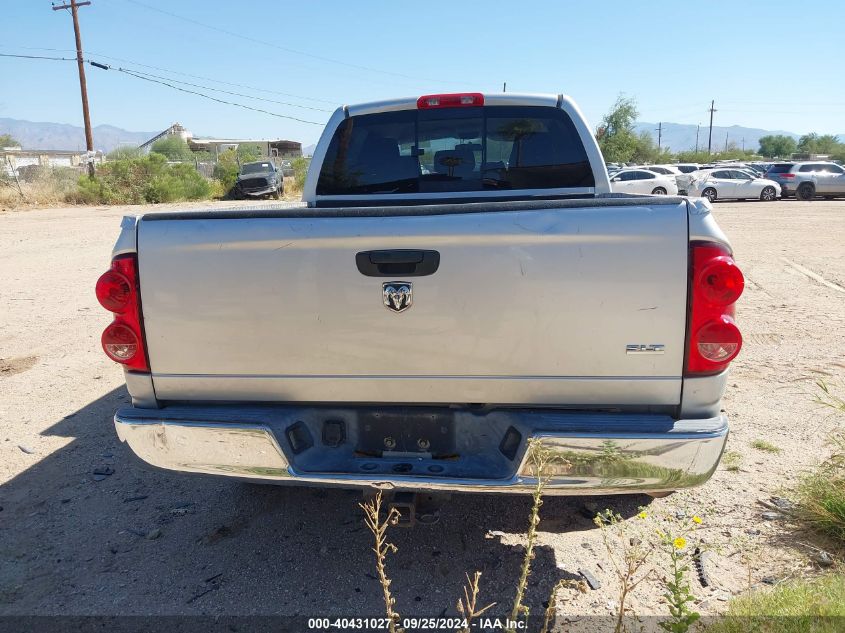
[502,82,507,93]
[724,132,728,153]
[741,137,745,152]
[53,0,95,177]
[695,124,700,153]
[707,100,717,154]
[656,122,662,151]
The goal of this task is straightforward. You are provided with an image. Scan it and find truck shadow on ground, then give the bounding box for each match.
[0,387,648,616]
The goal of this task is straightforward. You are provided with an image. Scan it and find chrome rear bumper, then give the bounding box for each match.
[114,407,728,495]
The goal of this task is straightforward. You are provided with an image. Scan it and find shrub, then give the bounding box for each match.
[796,465,845,542]
[73,153,211,205]
[1,166,82,208]
[290,157,310,194]
[751,439,781,454]
[722,451,742,472]
[795,432,845,542]
[705,575,845,633]
[107,146,144,160]
[795,382,845,542]
[213,149,240,194]
[208,179,226,199]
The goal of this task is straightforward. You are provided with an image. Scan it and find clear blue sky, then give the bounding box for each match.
[2,0,843,147]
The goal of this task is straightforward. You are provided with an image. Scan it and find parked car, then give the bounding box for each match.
[234,160,283,199]
[98,92,741,505]
[687,169,780,202]
[674,163,701,174]
[764,162,845,200]
[609,168,679,195]
[640,165,684,181]
[746,162,772,175]
[688,164,760,187]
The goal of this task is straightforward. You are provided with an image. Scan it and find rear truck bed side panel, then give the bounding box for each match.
[136,198,689,407]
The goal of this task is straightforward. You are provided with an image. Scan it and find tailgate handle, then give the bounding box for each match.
[356,250,440,277]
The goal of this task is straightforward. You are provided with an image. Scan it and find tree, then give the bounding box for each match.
[816,135,842,154]
[150,136,194,161]
[595,95,674,164]
[758,135,797,158]
[0,134,20,148]
[596,95,641,163]
[630,131,673,164]
[797,133,819,153]
[796,133,843,155]
[236,143,262,162]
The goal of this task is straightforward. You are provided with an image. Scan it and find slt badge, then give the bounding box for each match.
[383,282,412,313]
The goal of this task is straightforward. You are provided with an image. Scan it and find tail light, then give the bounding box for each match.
[780,173,795,179]
[417,93,484,109]
[96,255,149,372]
[686,242,744,375]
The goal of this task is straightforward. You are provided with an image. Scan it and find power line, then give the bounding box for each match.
[0,52,76,61]
[108,67,324,125]
[0,52,326,125]
[1,45,339,105]
[113,67,332,113]
[121,0,458,86]
[92,55,339,106]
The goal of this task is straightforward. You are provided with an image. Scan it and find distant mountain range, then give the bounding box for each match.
[1,117,840,156]
[633,121,798,153]
[0,118,155,153]
[634,122,836,153]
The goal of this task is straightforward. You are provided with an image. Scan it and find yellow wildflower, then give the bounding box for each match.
[692,516,702,524]
[638,511,648,519]
[673,537,687,550]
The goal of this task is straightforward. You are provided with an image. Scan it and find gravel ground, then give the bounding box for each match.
[1,199,843,620]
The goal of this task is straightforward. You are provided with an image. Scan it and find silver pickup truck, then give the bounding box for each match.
[97,92,744,497]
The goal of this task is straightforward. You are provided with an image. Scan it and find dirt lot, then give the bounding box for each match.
[1,199,843,621]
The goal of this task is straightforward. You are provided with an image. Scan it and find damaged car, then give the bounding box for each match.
[234,160,283,199]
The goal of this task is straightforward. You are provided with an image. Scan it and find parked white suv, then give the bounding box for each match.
[765,162,845,200]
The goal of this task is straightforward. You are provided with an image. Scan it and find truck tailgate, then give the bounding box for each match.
[137,201,689,406]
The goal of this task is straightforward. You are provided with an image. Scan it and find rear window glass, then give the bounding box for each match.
[767,163,793,173]
[316,106,594,196]
[676,165,698,173]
